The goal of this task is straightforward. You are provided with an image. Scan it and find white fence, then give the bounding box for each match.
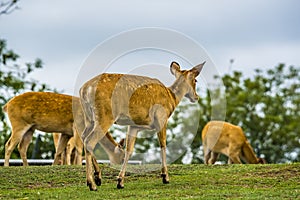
[0,159,142,166]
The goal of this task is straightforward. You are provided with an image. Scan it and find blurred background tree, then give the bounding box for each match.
[0,0,19,15]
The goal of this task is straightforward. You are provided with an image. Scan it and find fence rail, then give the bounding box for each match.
[0,159,142,166]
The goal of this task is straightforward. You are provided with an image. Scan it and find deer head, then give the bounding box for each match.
[170,61,205,103]
[111,138,125,165]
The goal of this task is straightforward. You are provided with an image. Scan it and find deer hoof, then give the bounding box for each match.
[94,177,101,186]
[94,172,102,186]
[87,181,97,191]
[89,187,97,191]
[161,174,169,184]
[117,177,124,189]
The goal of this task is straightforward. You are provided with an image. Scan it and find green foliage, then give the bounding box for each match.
[0,38,56,160]
[0,164,299,199]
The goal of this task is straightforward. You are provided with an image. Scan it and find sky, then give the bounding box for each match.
[1,0,300,95]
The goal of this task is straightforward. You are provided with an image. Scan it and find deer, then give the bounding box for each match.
[202,121,266,164]
[3,92,125,171]
[79,61,205,191]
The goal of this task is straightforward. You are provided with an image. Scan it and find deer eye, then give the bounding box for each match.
[195,79,197,83]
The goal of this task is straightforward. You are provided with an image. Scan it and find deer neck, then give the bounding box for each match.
[244,153,260,164]
[168,76,189,104]
[242,141,261,164]
[98,134,118,158]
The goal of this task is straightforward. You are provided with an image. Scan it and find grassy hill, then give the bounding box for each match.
[0,163,299,199]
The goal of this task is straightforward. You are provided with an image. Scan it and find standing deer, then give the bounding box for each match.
[3,92,124,170]
[202,121,266,164]
[79,61,205,190]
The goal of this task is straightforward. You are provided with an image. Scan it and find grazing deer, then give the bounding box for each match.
[79,61,205,190]
[3,92,124,168]
[202,121,266,164]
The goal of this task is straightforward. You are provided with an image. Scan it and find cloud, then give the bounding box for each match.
[209,41,300,76]
[1,0,299,93]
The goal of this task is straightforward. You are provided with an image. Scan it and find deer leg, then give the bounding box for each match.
[81,117,97,190]
[157,126,169,184]
[70,148,76,165]
[65,140,73,165]
[53,134,71,165]
[71,125,83,165]
[117,126,138,189]
[229,155,242,164]
[74,141,83,165]
[84,123,108,191]
[160,146,169,184]
[92,156,101,186]
[81,121,94,142]
[228,146,242,164]
[84,126,101,185]
[75,151,83,165]
[85,147,97,191]
[84,140,102,191]
[228,158,234,164]
[18,128,35,166]
[208,152,219,164]
[61,149,67,165]
[80,100,95,142]
[204,149,211,164]
[4,124,32,166]
[52,133,60,151]
[73,128,83,165]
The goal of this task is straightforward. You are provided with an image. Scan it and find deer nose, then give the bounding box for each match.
[185,93,199,102]
[191,96,199,103]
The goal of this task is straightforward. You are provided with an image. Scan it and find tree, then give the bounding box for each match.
[0,0,20,15]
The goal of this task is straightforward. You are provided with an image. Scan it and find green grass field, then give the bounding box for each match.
[0,163,299,199]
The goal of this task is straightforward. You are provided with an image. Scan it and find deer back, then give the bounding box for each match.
[81,73,177,127]
[4,92,74,134]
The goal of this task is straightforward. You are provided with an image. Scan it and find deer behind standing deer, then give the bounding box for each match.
[3,92,125,169]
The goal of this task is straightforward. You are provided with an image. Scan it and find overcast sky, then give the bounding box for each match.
[1,0,300,95]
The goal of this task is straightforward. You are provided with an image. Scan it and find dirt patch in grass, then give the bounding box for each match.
[257,168,299,178]
[247,165,300,179]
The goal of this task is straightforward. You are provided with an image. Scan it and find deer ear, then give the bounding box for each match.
[170,61,181,76]
[190,61,205,77]
[118,138,125,148]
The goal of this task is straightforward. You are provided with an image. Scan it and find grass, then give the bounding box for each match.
[0,163,299,199]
